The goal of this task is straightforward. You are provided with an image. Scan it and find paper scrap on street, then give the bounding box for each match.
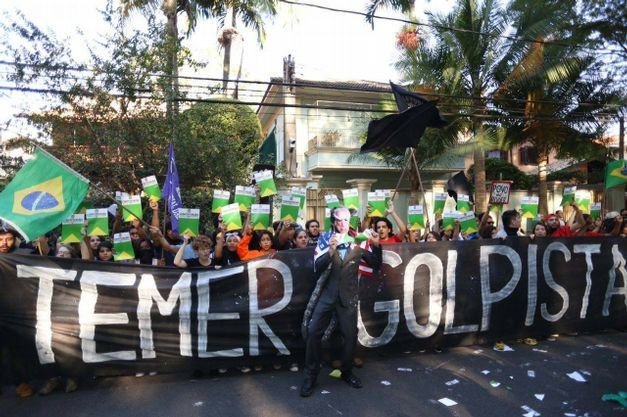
[193,402,203,407]
[438,397,458,406]
[535,394,545,401]
[397,367,413,372]
[532,348,548,353]
[321,390,331,395]
[527,370,536,378]
[494,344,514,351]
[490,380,501,387]
[521,405,540,416]
[381,380,392,386]
[481,370,490,375]
[445,379,460,386]
[566,371,587,382]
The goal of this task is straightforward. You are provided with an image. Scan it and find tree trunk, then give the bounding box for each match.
[537,151,549,215]
[162,0,179,143]
[222,9,236,96]
[473,123,487,213]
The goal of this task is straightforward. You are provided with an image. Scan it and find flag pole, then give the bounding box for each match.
[409,149,430,228]
[87,182,154,231]
[390,148,412,202]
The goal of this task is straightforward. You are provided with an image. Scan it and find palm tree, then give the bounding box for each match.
[396,0,511,212]
[216,1,277,97]
[119,0,224,143]
[493,0,618,214]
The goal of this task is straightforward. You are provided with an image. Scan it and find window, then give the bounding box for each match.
[519,146,538,165]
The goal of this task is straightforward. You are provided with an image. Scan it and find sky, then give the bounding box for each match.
[0,0,456,142]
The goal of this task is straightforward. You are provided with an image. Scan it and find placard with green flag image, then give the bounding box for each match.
[86,208,109,236]
[575,190,591,214]
[590,202,602,220]
[115,191,129,202]
[113,232,135,262]
[211,190,231,213]
[342,188,360,210]
[291,187,307,210]
[408,205,425,230]
[254,170,277,198]
[367,191,387,217]
[233,186,256,212]
[141,175,161,201]
[324,208,331,231]
[520,196,539,219]
[324,194,340,209]
[560,185,576,207]
[433,192,448,215]
[375,189,392,207]
[121,194,142,222]
[456,194,471,213]
[604,159,627,189]
[280,196,300,222]
[178,208,200,237]
[458,212,478,234]
[251,204,270,231]
[350,215,360,230]
[0,147,89,242]
[61,213,85,244]
[221,203,242,231]
[442,212,460,231]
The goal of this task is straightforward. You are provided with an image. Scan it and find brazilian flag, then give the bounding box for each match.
[604,160,627,189]
[0,148,89,241]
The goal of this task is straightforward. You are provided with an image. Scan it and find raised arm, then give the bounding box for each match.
[173,234,190,268]
[386,200,407,240]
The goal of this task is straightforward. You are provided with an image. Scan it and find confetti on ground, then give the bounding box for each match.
[473,349,483,354]
[481,370,491,375]
[290,386,297,391]
[329,369,342,378]
[527,370,536,378]
[580,370,591,376]
[397,367,413,372]
[535,394,545,401]
[564,413,576,416]
[445,379,460,386]
[438,397,458,406]
[521,405,541,416]
[493,344,515,352]
[490,380,501,387]
[321,390,331,395]
[566,371,587,382]
[193,402,204,407]
[381,380,392,386]
[532,348,548,353]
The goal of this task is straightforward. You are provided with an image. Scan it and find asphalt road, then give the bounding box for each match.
[1,331,626,417]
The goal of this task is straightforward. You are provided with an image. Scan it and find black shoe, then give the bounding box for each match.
[300,376,316,397]
[341,372,362,389]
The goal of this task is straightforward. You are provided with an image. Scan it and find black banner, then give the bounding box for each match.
[1,237,625,378]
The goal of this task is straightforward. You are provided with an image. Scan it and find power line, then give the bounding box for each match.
[278,0,613,54]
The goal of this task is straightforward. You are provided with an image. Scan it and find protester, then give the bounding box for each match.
[291,228,309,249]
[174,234,213,268]
[494,209,524,238]
[213,231,241,267]
[300,207,382,397]
[237,215,277,261]
[0,224,34,398]
[305,219,321,246]
[545,204,584,237]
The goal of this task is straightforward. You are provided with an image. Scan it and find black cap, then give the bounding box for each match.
[0,223,20,237]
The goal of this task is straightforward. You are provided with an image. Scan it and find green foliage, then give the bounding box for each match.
[546,170,586,184]
[176,100,262,189]
[468,158,535,190]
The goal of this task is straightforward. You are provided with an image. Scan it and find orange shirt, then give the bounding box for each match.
[236,234,277,261]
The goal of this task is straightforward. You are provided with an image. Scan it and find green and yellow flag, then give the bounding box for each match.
[141,175,161,201]
[251,204,270,231]
[212,190,231,213]
[86,208,109,236]
[433,192,448,215]
[61,213,85,244]
[408,205,425,231]
[113,232,135,261]
[367,191,387,217]
[324,194,340,209]
[604,160,627,189]
[0,148,89,241]
[179,208,200,237]
[342,188,360,211]
[234,186,256,212]
[253,170,277,198]
[280,196,300,222]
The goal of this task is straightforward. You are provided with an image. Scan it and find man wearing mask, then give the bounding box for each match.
[300,208,382,397]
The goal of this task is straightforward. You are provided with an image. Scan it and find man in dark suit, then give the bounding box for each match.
[300,207,382,397]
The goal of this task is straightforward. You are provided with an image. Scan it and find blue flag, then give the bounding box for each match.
[162,143,182,233]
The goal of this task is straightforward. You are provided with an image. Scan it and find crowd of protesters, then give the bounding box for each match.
[0,192,625,398]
